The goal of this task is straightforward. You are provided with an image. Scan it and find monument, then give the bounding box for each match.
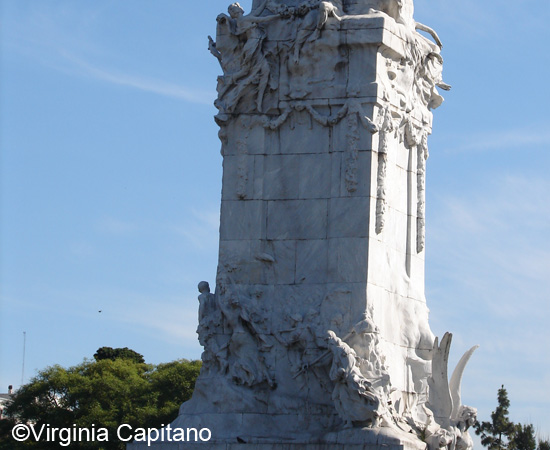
[129,1,477,449]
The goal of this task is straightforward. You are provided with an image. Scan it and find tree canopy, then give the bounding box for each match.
[476,385,549,450]
[93,347,145,364]
[476,385,516,450]
[0,349,201,450]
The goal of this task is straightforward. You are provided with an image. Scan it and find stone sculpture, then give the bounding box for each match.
[128,1,477,449]
[326,330,384,428]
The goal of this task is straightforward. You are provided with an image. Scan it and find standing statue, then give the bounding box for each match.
[197,281,219,348]
[196,281,227,373]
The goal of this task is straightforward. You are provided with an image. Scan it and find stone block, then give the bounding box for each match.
[253,155,264,199]
[279,110,330,154]
[365,236,395,290]
[223,115,266,156]
[218,240,252,277]
[295,239,329,284]
[266,200,328,240]
[220,200,265,240]
[298,154,331,199]
[330,153,342,197]
[250,239,296,285]
[222,155,255,201]
[330,109,376,152]
[383,207,409,254]
[393,142,410,171]
[328,197,371,238]
[346,43,378,98]
[263,154,300,200]
[327,238,368,283]
[383,165,409,216]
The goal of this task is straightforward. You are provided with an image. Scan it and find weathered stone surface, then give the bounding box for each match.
[266,200,328,240]
[129,1,478,449]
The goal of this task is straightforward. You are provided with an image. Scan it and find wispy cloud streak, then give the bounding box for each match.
[427,173,550,434]
[63,52,215,105]
[439,127,550,154]
[3,5,215,105]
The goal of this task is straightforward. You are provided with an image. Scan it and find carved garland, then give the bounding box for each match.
[405,120,430,253]
[375,106,395,234]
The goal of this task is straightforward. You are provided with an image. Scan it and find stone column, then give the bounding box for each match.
[129,2,477,449]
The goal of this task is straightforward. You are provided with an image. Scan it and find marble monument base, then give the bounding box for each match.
[127,427,426,450]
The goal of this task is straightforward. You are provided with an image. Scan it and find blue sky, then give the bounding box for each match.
[1,0,549,442]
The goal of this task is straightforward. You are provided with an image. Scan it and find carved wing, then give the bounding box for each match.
[449,345,479,421]
[427,332,453,427]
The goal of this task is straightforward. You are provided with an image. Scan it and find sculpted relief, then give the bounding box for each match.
[196,274,477,449]
[186,2,476,449]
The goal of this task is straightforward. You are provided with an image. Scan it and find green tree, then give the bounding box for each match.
[510,424,537,450]
[538,440,550,450]
[475,385,516,449]
[0,351,201,450]
[147,360,201,427]
[93,347,145,364]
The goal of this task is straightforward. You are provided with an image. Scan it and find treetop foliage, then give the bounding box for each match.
[476,385,549,450]
[0,348,201,450]
[93,347,145,364]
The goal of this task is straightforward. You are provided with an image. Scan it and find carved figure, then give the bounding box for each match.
[327,330,383,428]
[218,291,276,388]
[453,406,477,450]
[196,281,228,372]
[292,0,343,64]
[426,428,454,450]
[416,52,451,110]
[273,311,332,393]
[349,313,391,391]
[197,282,218,346]
[366,0,442,47]
[214,1,281,113]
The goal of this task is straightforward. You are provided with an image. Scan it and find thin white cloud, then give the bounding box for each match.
[4,4,215,105]
[170,207,220,251]
[96,217,140,235]
[414,0,502,37]
[62,52,215,105]
[440,127,550,154]
[427,172,550,437]
[112,294,200,345]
